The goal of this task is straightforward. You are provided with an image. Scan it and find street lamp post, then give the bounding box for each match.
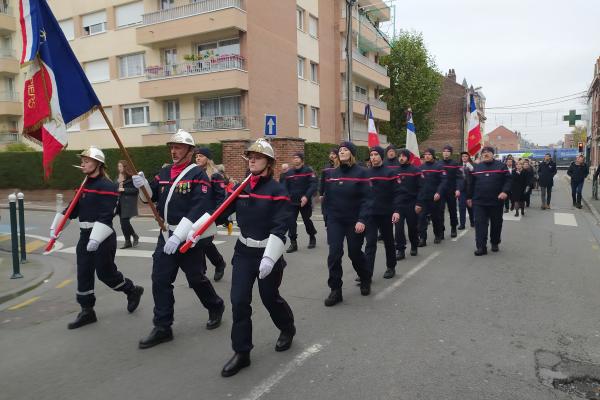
[345,0,357,142]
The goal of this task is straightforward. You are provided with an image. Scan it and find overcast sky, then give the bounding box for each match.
[382,0,600,147]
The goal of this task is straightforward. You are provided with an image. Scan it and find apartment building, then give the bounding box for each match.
[0,0,22,147]
[5,0,391,149]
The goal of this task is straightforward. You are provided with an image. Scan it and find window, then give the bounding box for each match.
[296,7,305,30]
[311,107,319,128]
[123,103,150,126]
[88,107,111,130]
[197,37,240,57]
[298,104,305,126]
[160,0,174,10]
[310,62,318,83]
[355,85,367,98]
[5,76,14,93]
[116,1,143,28]
[297,56,305,79]
[197,96,241,117]
[309,15,318,37]
[84,59,109,83]
[119,53,145,78]
[59,19,74,41]
[82,11,107,36]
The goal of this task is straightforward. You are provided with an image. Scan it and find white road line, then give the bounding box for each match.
[554,212,578,227]
[502,213,522,221]
[241,341,330,400]
[117,236,158,244]
[374,251,441,301]
[451,228,469,242]
[217,230,240,236]
[58,247,155,258]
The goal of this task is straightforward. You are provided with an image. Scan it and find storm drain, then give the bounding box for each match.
[536,350,600,399]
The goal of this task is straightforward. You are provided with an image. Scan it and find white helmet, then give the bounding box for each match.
[167,129,195,147]
[78,146,105,164]
[245,138,275,160]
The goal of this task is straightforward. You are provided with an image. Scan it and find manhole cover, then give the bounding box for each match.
[554,377,600,399]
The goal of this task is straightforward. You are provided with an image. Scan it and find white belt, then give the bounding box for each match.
[79,221,94,229]
[238,235,268,248]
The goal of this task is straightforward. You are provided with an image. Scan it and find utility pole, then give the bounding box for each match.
[345,0,357,142]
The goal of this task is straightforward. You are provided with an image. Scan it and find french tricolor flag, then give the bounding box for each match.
[19,0,100,177]
[364,104,380,147]
[406,109,421,166]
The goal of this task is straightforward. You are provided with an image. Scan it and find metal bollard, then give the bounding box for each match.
[8,194,22,279]
[17,192,26,263]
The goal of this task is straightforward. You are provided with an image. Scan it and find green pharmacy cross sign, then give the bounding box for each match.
[563,110,582,127]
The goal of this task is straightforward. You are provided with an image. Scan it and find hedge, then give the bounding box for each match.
[0,143,222,190]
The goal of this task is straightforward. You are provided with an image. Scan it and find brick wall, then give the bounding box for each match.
[221,137,305,182]
[420,76,466,154]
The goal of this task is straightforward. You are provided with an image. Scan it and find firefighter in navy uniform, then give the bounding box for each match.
[133,130,225,349]
[394,149,425,259]
[319,147,339,228]
[284,152,318,252]
[322,141,372,306]
[384,145,400,167]
[440,145,464,238]
[365,146,398,279]
[418,148,447,246]
[466,146,511,256]
[189,139,294,377]
[49,147,144,329]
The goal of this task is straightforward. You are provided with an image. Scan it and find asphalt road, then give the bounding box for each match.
[1,173,599,400]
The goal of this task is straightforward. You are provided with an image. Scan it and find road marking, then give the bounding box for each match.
[451,228,469,242]
[8,296,41,311]
[503,213,522,221]
[217,230,240,236]
[58,247,155,258]
[241,341,330,400]
[55,279,73,289]
[25,239,46,253]
[117,236,158,244]
[554,212,578,227]
[375,251,441,301]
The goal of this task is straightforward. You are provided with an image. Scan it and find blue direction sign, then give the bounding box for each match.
[264,114,277,136]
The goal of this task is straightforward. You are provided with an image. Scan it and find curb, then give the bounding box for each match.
[0,263,54,305]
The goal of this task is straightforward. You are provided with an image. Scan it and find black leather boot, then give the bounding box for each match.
[383,268,395,279]
[275,326,296,352]
[324,289,343,307]
[67,308,97,330]
[396,250,405,260]
[120,237,132,249]
[206,304,225,330]
[286,240,298,253]
[451,227,457,238]
[410,247,418,256]
[360,281,371,296]
[433,237,442,244]
[491,244,499,252]
[127,285,144,313]
[308,235,316,249]
[221,352,251,377]
[474,247,487,256]
[132,234,139,247]
[214,263,226,282]
[139,326,173,349]
[418,239,427,247]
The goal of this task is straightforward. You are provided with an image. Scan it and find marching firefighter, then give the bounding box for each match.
[49,146,144,329]
[283,152,318,252]
[194,146,227,281]
[418,148,447,246]
[365,146,398,279]
[394,149,424,259]
[319,147,339,228]
[384,145,400,167]
[466,146,511,256]
[321,141,373,306]
[440,145,463,238]
[188,139,294,377]
[132,130,224,349]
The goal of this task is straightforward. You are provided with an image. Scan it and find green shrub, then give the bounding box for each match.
[4,143,36,152]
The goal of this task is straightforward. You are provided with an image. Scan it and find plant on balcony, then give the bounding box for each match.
[183,54,199,61]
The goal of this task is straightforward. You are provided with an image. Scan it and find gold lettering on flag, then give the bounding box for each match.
[26,79,36,109]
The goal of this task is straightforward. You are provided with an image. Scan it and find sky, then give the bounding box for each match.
[381,0,600,147]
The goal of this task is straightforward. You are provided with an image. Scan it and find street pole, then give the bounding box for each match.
[17,192,26,263]
[8,194,22,279]
[345,0,356,142]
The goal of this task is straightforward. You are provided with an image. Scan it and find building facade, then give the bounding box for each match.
[588,57,600,168]
[484,125,520,152]
[0,0,22,148]
[1,0,392,150]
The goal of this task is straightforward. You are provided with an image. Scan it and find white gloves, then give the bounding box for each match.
[163,235,182,255]
[132,171,147,189]
[186,229,201,248]
[86,239,100,252]
[259,257,275,279]
[50,228,61,240]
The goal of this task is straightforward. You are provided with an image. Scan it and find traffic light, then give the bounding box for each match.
[578,142,584,153]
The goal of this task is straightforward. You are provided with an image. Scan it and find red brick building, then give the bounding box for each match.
[563,133,575,149]
[588,57,600,168]
[484,126,520,152]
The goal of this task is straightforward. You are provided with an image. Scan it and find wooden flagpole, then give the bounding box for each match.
[98,104,166,231]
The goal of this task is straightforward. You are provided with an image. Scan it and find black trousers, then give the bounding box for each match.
[396,203,419,251]
[326,218,371,289]
[441,192,458,230]
[459,192,474,226]
[473,204,504,249]
[365,214,396,274]
[418,199,444,241]
[199,237,226,268]
[230,242,294,353]
[76,229,134,308]
[119,216,137,239]
[151,234,224,328]
[288,204,317,241]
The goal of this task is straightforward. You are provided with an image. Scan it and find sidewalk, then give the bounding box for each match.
[562,175,600,222]
[0,253,53,305]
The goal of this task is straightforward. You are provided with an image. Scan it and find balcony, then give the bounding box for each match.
[342,92,390,121]
[151,116,246,133]
[0,5,15,33]
[0,48,18,74]
[0,91,22,116]
[340,8,390,55]
[137,0,246,45]
[140,55,248,98]
[343,50,390,88]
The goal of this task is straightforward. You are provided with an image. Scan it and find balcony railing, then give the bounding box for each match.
[343,91,388,110]
[152,116,246,133]
[142,0,243,26]
[352,50,387,75]
[0,4,12,15]
[0,132,19,144]
[341,6,390,43]
[145,54,245,80]
[0,91,19,101]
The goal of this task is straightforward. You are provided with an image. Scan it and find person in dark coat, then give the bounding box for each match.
[522,159,535,207]
[504,158,515,212]
[417,148,447,246]
[538,153,557,209]
[510,160,529,216]
[440,145,463,238]
[567,155,589,208]
[384,145,399,167]
[319,148,339,229]
[458,152,475,229]
[115,160,139,249]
